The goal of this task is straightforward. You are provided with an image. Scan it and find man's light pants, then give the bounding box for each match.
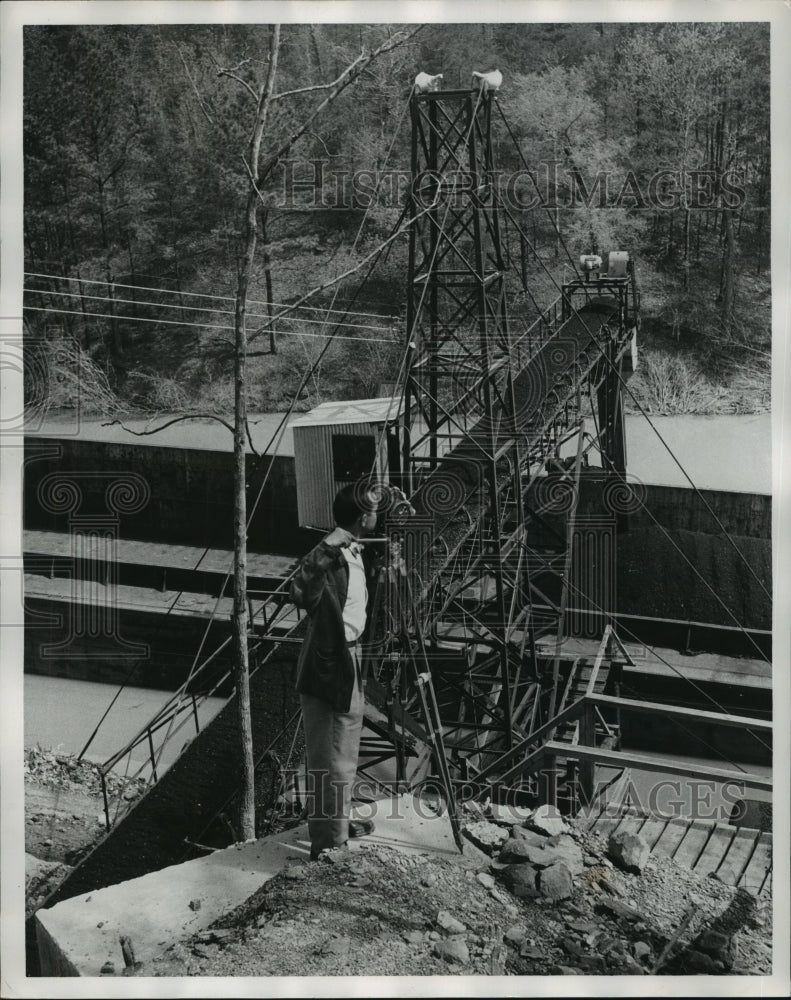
[300,648,364,855]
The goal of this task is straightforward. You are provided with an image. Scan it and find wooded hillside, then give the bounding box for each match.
[23,21,770,418]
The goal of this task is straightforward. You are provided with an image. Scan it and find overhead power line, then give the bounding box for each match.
[23,305,398,344]
[24,271,398,322]
[23,286,396,335]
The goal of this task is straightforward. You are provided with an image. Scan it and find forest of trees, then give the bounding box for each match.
[23,21,771,417]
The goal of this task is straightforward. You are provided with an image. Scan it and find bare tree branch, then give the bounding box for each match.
[240,154,271,211]
[259,25,423,185]
[271,54,366,101]
[102,413,233,435]
[248,201,434,344]
[216,63,258,103]
[175,43,216,125]
[217,69,258,102]
[101,414,262,456]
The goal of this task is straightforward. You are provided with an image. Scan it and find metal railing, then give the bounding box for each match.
[93,574,303,831]
[464,687,772,807]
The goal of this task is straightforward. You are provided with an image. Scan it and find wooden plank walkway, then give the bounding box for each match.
[579,797,772,895]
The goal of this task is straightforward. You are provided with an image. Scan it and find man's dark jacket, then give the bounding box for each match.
[290,539,375,713]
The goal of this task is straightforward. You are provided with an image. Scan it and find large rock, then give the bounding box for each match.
[324,936,351,957]
[595,898,643,922]
[463,820,509,855]
[488,944,507,974]
[681,948,721,974]
[499,863,540,899]
[434,938,470,965]
[510,826,550,846]
[436,910,466,935]
[526,804,569,837]
[497,839,537,864]
[695,929,737,971]
[499,834,584,874]
[538,862,574,901]
[607,830,649,873]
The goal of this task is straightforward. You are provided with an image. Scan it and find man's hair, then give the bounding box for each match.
[333,483,375,530]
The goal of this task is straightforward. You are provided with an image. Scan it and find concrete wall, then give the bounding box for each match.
[25,438,770,556]
[24,437,316,555]
[26,639,303,973]
[578,477,770,540]
[24,594,233,692]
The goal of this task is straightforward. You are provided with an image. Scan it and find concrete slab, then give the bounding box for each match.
[35,794,465,976]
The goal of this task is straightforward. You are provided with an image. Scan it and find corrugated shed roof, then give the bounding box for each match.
[291,397,403,427]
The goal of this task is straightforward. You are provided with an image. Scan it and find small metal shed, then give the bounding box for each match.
[292,397,403,530]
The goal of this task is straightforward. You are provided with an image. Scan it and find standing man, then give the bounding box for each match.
[290,484,378,860]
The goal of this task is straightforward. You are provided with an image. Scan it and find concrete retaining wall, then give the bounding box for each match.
[24,593,233,691]
[577,476,770,540]
[24,437,315,555]
[24,438,770,556]
[25,639,303,974]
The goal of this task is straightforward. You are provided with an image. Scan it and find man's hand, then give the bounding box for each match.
[388,539,406,574]
[323,526,354,548]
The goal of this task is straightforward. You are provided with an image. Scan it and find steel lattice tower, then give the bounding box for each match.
[362,84,641,794]
[398,86,533,763]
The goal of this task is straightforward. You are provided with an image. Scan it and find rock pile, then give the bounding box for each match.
[469,807,584,904]
[25,744,147,801]
[132,808,770,979]
[460,807,764,976]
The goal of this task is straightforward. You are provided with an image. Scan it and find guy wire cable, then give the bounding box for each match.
[146,84,417,779]
[488,173,772,604]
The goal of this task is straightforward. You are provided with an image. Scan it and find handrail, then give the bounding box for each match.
[98,573,301,776]
[586,626,612,697]
[541,741,772,793]
[470,687,772,788]
[588,693,773,732]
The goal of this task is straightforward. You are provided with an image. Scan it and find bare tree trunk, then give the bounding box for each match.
[309,25,323,76]
[261,209,276,354]
[721,207,735,332]
[232,24,280,842]
[97,177,122,357]
[223,24,417,838]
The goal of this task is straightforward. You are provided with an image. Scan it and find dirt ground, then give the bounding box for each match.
[138,822,772,979]
[24,747,773,980]
[24,745,144,916]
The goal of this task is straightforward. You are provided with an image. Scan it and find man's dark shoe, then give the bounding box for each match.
[348,819,375,839]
